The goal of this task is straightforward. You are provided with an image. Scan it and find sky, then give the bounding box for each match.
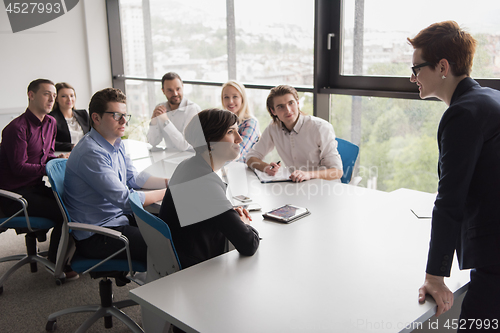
[148,0,500,40]
[344,0,500,35]
[150,0,314,32]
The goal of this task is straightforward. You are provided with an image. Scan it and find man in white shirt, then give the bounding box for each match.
[246,85,343,182]
[146,72,201,151]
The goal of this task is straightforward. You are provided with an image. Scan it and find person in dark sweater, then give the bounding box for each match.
[0,78,77,279]
[159,108,260,269]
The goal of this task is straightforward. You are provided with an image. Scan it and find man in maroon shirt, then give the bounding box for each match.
[0,79,76,279]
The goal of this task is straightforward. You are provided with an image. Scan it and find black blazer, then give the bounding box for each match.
[427,77,500,276]
[49,108,90,151]
[159,154,260,269]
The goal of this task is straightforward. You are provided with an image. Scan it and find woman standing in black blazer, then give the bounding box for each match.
[409,21,500,325]
[50,82,90,151]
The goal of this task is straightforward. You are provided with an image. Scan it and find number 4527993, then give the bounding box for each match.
[444,319,498,330]
[5,2,62,14]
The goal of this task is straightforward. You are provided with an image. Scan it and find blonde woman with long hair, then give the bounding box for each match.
[221,80,260,162]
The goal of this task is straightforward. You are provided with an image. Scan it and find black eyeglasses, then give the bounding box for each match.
[104,112,131,122]
[411,62,433,76]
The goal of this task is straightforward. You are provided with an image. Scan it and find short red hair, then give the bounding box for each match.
[407,21,477,76]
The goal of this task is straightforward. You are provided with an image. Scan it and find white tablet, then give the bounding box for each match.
[263,204,310,223]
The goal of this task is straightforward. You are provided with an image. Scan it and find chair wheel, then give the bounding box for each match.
[46,320,57,331]
[0,286,3,295]
[55,277,65,286]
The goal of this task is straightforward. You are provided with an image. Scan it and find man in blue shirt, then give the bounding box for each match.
[65,88,167,263]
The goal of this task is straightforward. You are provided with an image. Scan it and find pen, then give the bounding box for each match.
[270,161,281,169]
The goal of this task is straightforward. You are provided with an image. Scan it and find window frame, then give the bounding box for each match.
[314,0,500,100]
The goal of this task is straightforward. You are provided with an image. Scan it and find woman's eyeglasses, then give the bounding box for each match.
[411,62,433,76]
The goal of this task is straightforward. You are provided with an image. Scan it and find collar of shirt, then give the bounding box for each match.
[280,112,305,135]
[25,108,46,127]
[166,98,188,112]
[88,127,122,153]
[450,77,477,106]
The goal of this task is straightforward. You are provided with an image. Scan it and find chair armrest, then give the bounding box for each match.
[0,189,23,200]
[67,222,122,239]
[0,189,32,231]
[67,222,136,277]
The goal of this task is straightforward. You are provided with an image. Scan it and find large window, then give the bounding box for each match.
[316,0,500,193]
[342,0,500,79]
[109,0,500,193]
[116,0,315,142]
[140,0,315,85]
[330,94,443,192]
[316,0,500,96]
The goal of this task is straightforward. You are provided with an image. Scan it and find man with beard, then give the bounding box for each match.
[146,72,201,151]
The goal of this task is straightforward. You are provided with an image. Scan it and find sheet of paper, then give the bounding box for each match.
[253,167,292,183]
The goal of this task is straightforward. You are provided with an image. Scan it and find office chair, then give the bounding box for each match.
[129,192,181,281]
[335,138,360,185]
[129,191,182,333]
[0,189,57,295]
[45,158,147,333]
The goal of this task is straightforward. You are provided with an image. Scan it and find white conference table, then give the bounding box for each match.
[124,140,470,333]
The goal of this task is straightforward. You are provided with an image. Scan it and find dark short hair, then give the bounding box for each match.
[88,88,126,128]
[407,20,477,76]
[53,82,76,111]
[27,79,54,94]
[266,85,300,123]
[184,108,238,154]
[161,72,183,88]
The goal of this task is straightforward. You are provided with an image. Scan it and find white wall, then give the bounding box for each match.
[0,0,112,132]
